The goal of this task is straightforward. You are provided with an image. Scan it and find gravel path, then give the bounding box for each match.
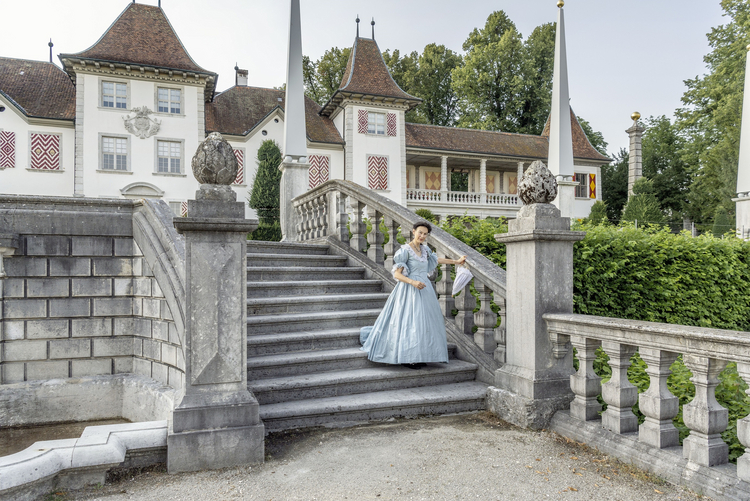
[66,413,708,501]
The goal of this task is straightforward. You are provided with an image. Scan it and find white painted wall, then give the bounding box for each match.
[572,163,602,220]
[0,94,75,196]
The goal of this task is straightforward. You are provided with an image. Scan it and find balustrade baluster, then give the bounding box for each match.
[318,194,328,238]
[736,363,750,481]
[366,208,384,266]
[473,280,496,353]
[454,281,475,336]
[349,199,366,252]
[295,203,305,242]
[494,297,506,363]
[638,348,680,448]
[334,193,347,243]
[682,355,729,467]
[601,342,638,434]
[305,201,314,241]
[436,252,454,319]
[569,336,602,421]
[309,199,319,240]
[383,218,399,271]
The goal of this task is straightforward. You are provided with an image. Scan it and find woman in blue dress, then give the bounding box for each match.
[360,221,467,369]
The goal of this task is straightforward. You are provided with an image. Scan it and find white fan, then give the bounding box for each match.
[452,264,474,296]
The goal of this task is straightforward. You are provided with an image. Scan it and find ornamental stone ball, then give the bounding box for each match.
[518,160,558,205]
[191,132,238,185]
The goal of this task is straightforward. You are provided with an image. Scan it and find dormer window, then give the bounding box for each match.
[367,112,386,135]
[158,87,181,114]
[102,81,127,109]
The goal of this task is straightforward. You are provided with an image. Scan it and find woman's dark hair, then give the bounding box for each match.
[413,221,432,233]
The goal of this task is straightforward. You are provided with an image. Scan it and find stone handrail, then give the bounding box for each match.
[293,179,507,365]
[543,312,750,477]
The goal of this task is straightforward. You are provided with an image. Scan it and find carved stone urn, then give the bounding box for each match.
[518,160,558,205]
[191,132,238,186]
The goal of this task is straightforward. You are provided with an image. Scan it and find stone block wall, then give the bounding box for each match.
[0,197,186,398]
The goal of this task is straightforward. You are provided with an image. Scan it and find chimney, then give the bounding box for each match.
[235,65,248,87]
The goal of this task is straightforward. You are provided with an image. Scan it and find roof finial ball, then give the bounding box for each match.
[631,111,641,123]
[557,0,564,7]
[371,18,375,40]
[356,15,360,38]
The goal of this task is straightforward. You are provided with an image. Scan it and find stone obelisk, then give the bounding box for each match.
[279,0,309,242]
[547,0,577,219]
[734,45,750,240]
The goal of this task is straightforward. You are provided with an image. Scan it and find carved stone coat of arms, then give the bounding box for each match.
[123,106,161,139]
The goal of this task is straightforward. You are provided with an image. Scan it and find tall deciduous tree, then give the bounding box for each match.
[602,148,629,223]
[577,116,608,156]
[408,45,463,126]
[303,47,351,105]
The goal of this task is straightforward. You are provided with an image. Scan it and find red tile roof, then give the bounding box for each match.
[0,57,75,121]
[320,37,421,117]
[60,4,215,80]
[205,86,343,145]
[541,108,610,162]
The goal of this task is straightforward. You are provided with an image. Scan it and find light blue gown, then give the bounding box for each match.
[360,244,449,364]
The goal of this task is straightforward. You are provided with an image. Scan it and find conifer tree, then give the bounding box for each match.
[621,178,665,225]
[248,140,283,241]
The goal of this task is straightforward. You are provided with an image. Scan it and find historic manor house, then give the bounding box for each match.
[0,3,609,220]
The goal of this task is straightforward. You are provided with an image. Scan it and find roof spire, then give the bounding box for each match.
[356,15,360,38]
[48,39,54,63]
[371,18,375,40]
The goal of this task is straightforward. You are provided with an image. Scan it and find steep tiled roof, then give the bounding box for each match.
[205,86,343,145]
[320,37,421,117]
[542,108,611,162]
[0,57,75,121]
[407,108,611,163]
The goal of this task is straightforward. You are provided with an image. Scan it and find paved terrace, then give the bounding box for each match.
[64,413,704,501]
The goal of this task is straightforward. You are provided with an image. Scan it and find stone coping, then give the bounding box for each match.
[0,420,167,497]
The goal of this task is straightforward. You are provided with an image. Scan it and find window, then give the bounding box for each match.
[102,81,127,109]
[102,136,128,170]
[367,112,385,135]
[157,88,181,114]
[574,173,587,198]
[157,140,182,173]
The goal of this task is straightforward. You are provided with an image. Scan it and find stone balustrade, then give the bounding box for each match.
[544,313,750,475]
[405,188,519,207]
[293,180,507,374]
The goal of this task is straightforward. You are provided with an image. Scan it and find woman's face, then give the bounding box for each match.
[414,226,430,244]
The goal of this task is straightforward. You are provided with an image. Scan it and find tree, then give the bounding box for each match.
[712,207,734,236]
[303,47,351,104]
[602,148,629,223]
[621,178,665,225]
[641,116,691,221]
[409,44,463,126]
[249,140,283,225]
[677,0,750,223]
[586,200,608,225]
[577,116,608,156]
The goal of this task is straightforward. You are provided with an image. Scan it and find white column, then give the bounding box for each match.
[479,159,487,204]
[441,156,448,202]
[517,162,525,182]
[735,45,750,238]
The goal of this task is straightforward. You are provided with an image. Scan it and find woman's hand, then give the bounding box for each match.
[411,280,426,290]
[455,255,467,265]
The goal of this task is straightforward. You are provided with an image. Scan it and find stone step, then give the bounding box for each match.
[259,381,489,432]
[247,266,366,282]
[247,309,381,335]
[247,253,349,268]
[246,280,384,298]
[249,360,478,405]
[247,328,363,357]
[247,293,390,316]
[247,347,372,379]
[246,241,330,256]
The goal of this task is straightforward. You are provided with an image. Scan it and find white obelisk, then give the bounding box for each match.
[279,0,309,241]
[548,0,577,218]
[734,45,750,240]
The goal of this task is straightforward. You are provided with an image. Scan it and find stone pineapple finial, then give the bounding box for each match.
[191,132,238,185]
[518,160,558,205]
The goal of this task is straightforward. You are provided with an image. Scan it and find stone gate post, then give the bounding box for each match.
[488,161,584,429]
[167,133,262,473]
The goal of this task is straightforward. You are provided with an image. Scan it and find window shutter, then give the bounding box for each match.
[181,201,188,218]
[589,173,596,199]
[386,113,397,137]
[367,155,388,190]
[30,133,60,170]
[358,110,368,134]
[0,131,15,169]
[233,148,245,185]
[308,155,330,189]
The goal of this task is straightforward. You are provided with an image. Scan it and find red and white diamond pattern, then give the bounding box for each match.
[0,131,15,169]
[233,149,244,185]
[386,113,397,137]
[181,201,188,217]
[367,155,388,190]
[30,133,60,170]
[358,110,368,134]
[308,154,330,189]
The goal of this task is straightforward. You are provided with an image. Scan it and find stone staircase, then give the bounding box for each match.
[246,241,488,432]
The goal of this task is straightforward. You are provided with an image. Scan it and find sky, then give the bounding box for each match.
[0,0,728,156]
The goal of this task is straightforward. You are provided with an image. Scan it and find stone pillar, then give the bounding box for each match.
[488,161,585,429]
[279,159,310,241]
[479,159,487,204]
[556,179,578,219]
[440,156,448,202]
[168,133,263,473]
[627,112,645,198]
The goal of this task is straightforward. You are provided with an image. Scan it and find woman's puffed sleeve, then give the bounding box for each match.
[427,247,439,274]
[392,247,410,276]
